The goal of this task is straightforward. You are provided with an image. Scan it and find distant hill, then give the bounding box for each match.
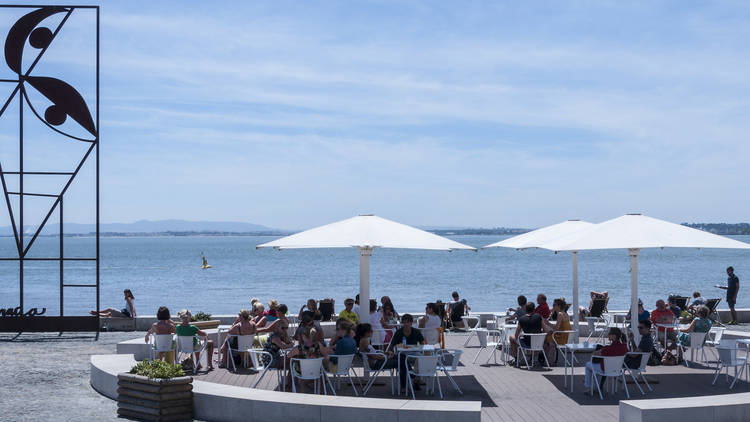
[682,223,750,235]
[0,219,279,236]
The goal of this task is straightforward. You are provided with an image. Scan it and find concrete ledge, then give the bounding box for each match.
[620,393,750,422]
[91,354,481,422]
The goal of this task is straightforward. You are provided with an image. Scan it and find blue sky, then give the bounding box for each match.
[0,1,748,230]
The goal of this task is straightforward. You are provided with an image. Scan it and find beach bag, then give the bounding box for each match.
[648,348,663,366]
[661,350,677,366]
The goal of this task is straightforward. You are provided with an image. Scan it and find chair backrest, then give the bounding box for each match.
[523,333,546,349]
[177,335,195,353]
[329,354,355,373]
[600,355,626,375]
[153,334,174,352]
[553,330,575,347]
[688,332,707,348]
[421,328,440,345]
[319,299,334,321]
[407,354,439,376]
[476,329,489,347]
[248,350,271,370]
[462,316,479,329]
[626,352,649,371]
[371,329,390,346]
[709,327,725,344]
[293,357,324,378]
[237,334,255,351]
[590,297,608,318]
[716,342,739,364]
[495,316,507,328]
[705,298,721,312]
[438,349,463,371]
[674,296,689,309]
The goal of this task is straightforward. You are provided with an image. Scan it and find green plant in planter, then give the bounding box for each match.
[191,311,212,322]
[129,360,185,379]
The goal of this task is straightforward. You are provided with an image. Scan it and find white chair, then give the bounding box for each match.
[551,330,577,367]
[705,327,725,366]
[291,357,332,394]
[518,333,550,369]
[713,340,747,389]
[371,329,393,350]
[585,317,607,343]
[474,329,504,366]
[405,354,442,400]
[247,349,278,388]
[324,354,358,396]
[624,352,653,395]
[360,351,396,396]
[462,316,481,346]
[678,331,708,367]
[149,334,174,361]
[438,349,463,395]
[176,335,206,374]
[420,327,440,346]
[225,334,255,372]
[590,355,629,400]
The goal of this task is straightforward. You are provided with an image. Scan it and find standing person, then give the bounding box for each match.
[90,289,136,318]
[352,294,360,316]
[718,266,740,324]
[534,294,550,319]
[446,291,470,329]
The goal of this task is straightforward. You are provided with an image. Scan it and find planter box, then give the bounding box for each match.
[116,373,193,421]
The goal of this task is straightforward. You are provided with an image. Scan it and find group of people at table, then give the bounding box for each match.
[142,295,457,393]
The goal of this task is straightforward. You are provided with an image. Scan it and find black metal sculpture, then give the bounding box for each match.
[0,5,99,335]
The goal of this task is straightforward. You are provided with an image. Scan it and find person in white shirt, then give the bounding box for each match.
[419,303,442,329]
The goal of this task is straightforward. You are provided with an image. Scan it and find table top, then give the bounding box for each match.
[565,343,598,351]
[736,339,750,345]
[395,344,435,353]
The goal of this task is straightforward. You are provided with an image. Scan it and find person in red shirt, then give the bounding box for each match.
[534,294,550,319]
[584,327,628,390]
[650,299,677,348]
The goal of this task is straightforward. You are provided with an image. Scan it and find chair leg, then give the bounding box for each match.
[473,347,484,364]
[541,350,551,369]
[641,372,653,391]
[436,374,443,399]
[712,365,721,385]
[621,374,630,399]
[629,370,645,395]
[407,372,416,400]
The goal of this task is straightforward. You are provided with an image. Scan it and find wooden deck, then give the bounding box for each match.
[192,333,750,422]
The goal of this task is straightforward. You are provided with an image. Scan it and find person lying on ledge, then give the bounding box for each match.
[90,289,136,318]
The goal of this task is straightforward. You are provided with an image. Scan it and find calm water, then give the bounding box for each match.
[1,235,748,316]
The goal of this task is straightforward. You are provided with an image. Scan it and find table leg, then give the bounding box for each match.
[563,349,568,388]
[570,351,575,393]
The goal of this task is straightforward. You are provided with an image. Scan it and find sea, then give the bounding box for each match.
[1,235,748,317]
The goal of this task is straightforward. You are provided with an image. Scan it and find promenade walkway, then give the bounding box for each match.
[194,332,750,422]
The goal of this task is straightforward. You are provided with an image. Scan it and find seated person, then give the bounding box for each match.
[388,314,426,391]
[667,295,683,318]
[144,306,176,364]
[337,298,359,325]
[176,309,215,370]
[507,295,527,322]
[380,296,400,322]
[264,299,280,322]
[688,291,706,311]
[579,291,608,319]
[262,318,293,371]
[418,303,442,329]
[544,298,572,362]
[250,302,266,327]
[356,323,398,372]
[446,291,470,329]
[650,299,677,347]
[509,302,542,363]
[584,328,628,390]
[534,294,551,319]
[324,320,357,372]
[675,305,712,361]
[328,318,352,348]
[220,309,257,368]
[626,320,654,368]
[626,299,650,322]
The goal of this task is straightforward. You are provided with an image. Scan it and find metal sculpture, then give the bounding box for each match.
[0,5,99,334]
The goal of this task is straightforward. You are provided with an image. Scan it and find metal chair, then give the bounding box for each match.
[713,340,747,389]
[149,334,174,362]
[552,330,577,366]
[585,317,607,343]
[290,357,331,394]
[225,334,255,372]
[705,327,726,366]
[473,329,504,365]
[518,333,550,369]
[324,354,358,396]
[247,349,277,388]
[590,355,629,400]
[360,351,395,396]
[677,331,708,367]
[176,335,206,374]
[437,349,463,395]
[405,354,442,400]
[624,352,653,395]
[462,316,481,346]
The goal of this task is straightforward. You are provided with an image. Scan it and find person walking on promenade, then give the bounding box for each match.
[718,266,740,324]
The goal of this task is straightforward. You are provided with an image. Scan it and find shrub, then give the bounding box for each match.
[191,311,212,322]
[129,360,185,379]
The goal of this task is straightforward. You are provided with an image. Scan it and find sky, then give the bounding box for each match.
[0,1,748,231]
